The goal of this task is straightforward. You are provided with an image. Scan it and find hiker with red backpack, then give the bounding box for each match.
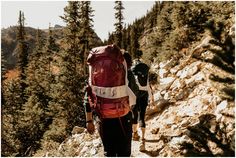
[131,50,154,152]
[83,45,139,157]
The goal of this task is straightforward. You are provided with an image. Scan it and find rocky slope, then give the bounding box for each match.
[37,27,235,157]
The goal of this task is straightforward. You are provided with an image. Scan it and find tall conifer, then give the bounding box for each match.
[2,79,24,156]
[18,26,59,157]
[114,1,124,48]
[15,11,28,90]
[1,10,30,157]
[130,24,139,58]
[51,1,86,135]
[79,1,94,75]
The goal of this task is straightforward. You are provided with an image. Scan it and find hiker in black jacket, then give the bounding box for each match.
[131,50,154,152]
[83,49,139,157]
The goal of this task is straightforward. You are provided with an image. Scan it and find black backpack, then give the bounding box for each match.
[132,60,149,87]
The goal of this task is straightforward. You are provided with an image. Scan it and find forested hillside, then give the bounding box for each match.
[1,2,102,156]
[1,25,102,70]
[1,1,234,157]
[106,1,234,65]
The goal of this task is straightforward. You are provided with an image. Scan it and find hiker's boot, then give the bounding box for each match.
[139,139,145,152]
[141,127,146,140]
[133,131,140,141]
[132,124,139,140]
[132,124,138,132]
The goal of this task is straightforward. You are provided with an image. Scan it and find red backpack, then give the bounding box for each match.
[87,45,133,118]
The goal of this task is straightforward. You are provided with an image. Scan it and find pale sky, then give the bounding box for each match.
[1,1,155,41]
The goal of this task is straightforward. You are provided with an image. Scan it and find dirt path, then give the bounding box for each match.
[131,117,163,157]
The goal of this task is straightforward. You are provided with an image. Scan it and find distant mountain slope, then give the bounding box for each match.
[1,25,103,70]
[1,26,40,69]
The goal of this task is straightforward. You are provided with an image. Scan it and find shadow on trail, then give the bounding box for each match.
[138,135,173,157]
[145,139,160,143]
[145,100,174,121]
[180,113,235,157]
[141,147,163,157]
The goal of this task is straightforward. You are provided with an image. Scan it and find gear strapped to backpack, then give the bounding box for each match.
[132,60,150,90]
[86,45,136,119]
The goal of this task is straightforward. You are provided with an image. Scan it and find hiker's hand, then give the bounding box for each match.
[149,95,154,105]
[151,95,154,104]
[86,122,95,135]
[131,104,135,110]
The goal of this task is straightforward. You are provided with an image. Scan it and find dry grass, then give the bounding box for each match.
[4,69,19,80]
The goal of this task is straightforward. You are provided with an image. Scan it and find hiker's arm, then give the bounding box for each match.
[83,92,95,134]
[128,70,139,97]
[85,112,95,134]
[83,91,92,113]
[148,84,154,104]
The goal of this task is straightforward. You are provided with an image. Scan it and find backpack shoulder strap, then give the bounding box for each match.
[123,60,136,107]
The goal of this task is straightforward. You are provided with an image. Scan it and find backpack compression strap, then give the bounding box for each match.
[134,75,149,91]
[134,75,152,101]
[123,60,136,107]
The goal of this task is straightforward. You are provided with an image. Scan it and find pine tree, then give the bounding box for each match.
[146,1,159,29]
[1,79,24,156]
[1,51,7,105]
[24,28,46,107]
[130,24,139,58]
[15,11,29,90]
[126,25,132,54]
[1,51,7,81]
[141,1,174,62]
[24,26,57,113]
[18,26,59,156]
[1,51,7,106]
[60,1,82,64]
[59,1,86,130]
[79,1,94,75]
[122,25,128,50]
[1,11,31,157]
[26,28,45,93]
[114,1,124,48]
[39,2,86,153]
[40,26,59,95]
[107,32,115,44]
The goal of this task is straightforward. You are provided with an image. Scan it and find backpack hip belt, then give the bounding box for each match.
[91,85,128,99]
[97,97,130,118]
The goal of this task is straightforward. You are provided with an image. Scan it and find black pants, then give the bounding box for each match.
[98,111,132,157]
[132,91,148,128]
